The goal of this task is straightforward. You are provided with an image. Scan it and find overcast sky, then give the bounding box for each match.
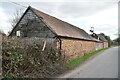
[0,0,119,40]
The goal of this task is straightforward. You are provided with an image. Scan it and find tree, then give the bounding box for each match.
[8,9,23,35]
[99,33,105,36]
[10,9,23,28]
[100,33,112,47]
[113,37,120,45]
[105,35,112,47]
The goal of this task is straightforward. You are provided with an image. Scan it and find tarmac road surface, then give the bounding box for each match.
[59,46,118,78]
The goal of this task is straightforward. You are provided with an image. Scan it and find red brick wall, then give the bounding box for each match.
[56,38,105,60]
[60,38,97,60]
[103,42,108,48]
[95,42,103,50]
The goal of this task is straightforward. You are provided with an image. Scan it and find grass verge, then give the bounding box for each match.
[67,47,111,68]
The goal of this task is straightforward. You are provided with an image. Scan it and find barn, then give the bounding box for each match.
[91,33,108,48]
[97,34,108,48]
[9,6,108,60]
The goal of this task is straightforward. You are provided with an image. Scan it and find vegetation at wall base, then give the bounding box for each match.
[2,37,67,78]
[67,47,111,68]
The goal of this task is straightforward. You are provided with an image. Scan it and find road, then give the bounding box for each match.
[59,46,118,78]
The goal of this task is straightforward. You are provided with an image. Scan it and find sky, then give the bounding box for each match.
[0,0,119,40]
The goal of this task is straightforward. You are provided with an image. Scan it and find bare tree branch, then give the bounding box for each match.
[10,9,23,28]
[8,9,23,35]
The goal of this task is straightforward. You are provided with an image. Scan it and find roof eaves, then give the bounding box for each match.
[56,35,101,42]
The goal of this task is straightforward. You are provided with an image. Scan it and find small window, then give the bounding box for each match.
[16,30,21,37]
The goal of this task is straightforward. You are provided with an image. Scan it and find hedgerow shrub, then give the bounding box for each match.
[2,37,67,78]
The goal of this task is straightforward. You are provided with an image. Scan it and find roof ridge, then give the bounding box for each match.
[29,6,85,31]
[9,6,95,41]
[29,6,94,40]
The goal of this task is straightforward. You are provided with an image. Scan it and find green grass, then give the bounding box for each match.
[67,47,111,68]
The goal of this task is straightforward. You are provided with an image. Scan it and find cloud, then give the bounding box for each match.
[0,7,11,34]
[61,6,118,40]
[0,0,119,2]
[0,0,118,39]
[57,2,112,18]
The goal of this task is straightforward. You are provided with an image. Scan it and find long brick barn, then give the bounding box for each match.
[9,6,108,60]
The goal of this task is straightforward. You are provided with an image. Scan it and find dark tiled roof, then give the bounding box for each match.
[97,34,107,42]
[90,35,102,42]
[30,6,94,41]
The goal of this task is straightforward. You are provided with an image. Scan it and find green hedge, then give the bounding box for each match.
[2,37,67,78]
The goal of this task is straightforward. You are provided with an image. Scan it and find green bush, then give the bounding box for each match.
[2,37,67,78]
